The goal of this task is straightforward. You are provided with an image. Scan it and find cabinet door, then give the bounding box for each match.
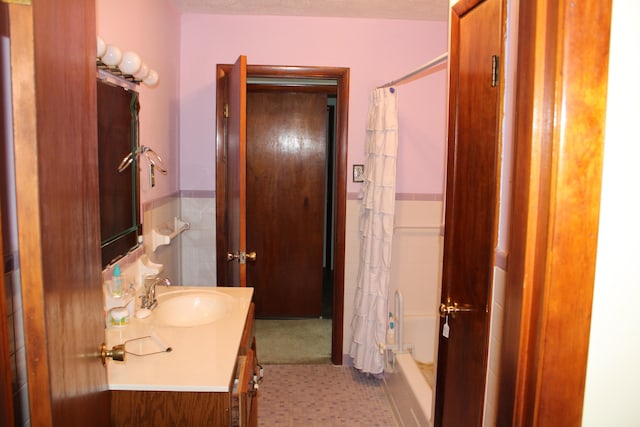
[239,303,255,356]
[235,349,258,427]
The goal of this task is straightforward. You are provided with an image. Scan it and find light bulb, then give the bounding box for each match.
[102,44,122,67]
[97,36,106,58]
[143,69,159,87]
[120,51,141,75]
[134,63,149,80]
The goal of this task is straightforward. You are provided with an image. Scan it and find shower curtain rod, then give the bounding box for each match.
[378,52,448,89]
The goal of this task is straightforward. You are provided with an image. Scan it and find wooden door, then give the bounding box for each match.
[435,0,503,425]
[224,55,249,286]
[246,91,327,318]
[6,2,110,425]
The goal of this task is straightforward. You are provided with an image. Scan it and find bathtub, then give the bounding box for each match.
[384,351,434,427]
[384,292,436,426]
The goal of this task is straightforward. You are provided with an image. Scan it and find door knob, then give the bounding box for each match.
[101,343,125,365]
[439,297,473,318]
[227,251,257,264]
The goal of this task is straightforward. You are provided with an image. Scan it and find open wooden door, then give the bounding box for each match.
[221,55,250,287]
[435,0,503,425]
[6,2,110,425]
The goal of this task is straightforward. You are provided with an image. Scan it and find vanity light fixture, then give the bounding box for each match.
[119,51,142,75]
[143,69,159,87]
[134,63,150,80]
[101,44,122,67]
[96,35,159,87]
[97,35,107,57]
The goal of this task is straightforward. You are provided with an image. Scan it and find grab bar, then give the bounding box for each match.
[395,290,404,353]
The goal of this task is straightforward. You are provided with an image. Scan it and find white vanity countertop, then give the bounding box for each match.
[106,286,253,392]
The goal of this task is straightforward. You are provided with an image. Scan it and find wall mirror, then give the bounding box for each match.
[97,78,141,268]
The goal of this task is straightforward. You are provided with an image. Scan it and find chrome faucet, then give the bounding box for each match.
[140,276,172,310]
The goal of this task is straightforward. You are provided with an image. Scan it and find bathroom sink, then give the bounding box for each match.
[153,290,233,327]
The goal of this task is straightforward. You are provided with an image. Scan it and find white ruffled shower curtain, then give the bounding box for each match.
[350,87,398,374]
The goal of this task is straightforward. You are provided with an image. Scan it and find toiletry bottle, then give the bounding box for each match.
[387,312,396,345]
[112,264,123,298]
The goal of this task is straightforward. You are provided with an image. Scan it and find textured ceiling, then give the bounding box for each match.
[171,0,449,21]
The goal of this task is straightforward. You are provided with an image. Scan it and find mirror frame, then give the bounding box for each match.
[97,78,141,268]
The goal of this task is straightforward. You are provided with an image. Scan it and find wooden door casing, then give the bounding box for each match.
[216,64,349,364]
[246,91,327,318]
[0,5,15,423]
[435,0,503,425]
[497,1,612,425]
[0,142,14,426]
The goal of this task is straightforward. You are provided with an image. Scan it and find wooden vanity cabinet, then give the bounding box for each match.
[239,302,258,358]
[110,303,259,426]
[110,389,231,426]
[233,303,259,427]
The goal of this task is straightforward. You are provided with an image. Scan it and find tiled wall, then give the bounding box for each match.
[483,263,507,426]
[4,254,29,427]
[141,192,217,286]
[179,191,216,286]
[141,194,183,285]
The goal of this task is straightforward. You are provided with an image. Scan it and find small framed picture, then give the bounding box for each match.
[353,164,364,183]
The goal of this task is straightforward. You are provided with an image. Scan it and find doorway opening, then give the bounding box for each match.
[215,64,349,365]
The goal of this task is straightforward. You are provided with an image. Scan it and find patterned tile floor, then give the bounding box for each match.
[258,364,398,427]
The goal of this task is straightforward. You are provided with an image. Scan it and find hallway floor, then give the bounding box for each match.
[259,364,398,426]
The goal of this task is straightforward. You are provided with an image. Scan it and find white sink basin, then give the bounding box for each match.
[153,290,233,327]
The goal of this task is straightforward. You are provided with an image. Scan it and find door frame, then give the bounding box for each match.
[215,64,349,365]
[0,5,16,424]
[497,0,612,425]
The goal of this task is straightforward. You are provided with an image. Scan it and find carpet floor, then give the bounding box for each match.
[258,364,398,427]
[255,319,332,364]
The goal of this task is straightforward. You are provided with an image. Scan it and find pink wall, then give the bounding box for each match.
[96,8,448,196]
[179,14,448,195]
[97,0,181,203]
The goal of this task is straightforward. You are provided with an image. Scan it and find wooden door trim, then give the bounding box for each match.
[6,4,54,425]
[498,1,612,425]
[216,64,349,365]
[0,6,16,425]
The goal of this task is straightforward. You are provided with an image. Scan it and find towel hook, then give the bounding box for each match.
[141,146,167,175]
[117,145,168,175]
